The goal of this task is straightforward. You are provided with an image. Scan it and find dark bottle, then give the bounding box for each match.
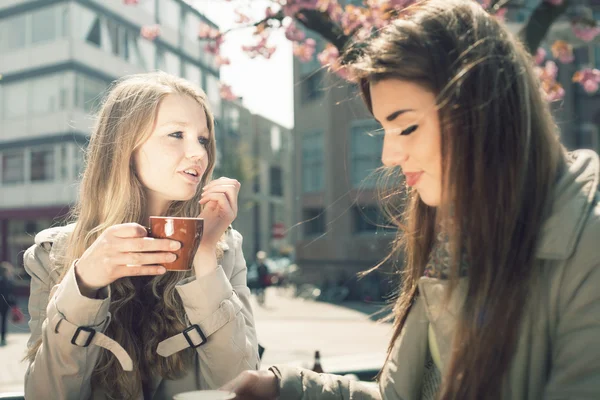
[312,350,324,373]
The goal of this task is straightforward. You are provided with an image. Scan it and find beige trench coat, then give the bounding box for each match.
[23,227,259,399]
[273,151,600,400]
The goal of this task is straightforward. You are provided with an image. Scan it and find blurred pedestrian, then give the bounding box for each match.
[0,261,17,346]
[254,251,270,306]
[22,72,259,399]
[223,1,600,399]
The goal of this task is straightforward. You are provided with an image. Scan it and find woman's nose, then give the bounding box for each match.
[381,135,408,167]
[186,140,207,161]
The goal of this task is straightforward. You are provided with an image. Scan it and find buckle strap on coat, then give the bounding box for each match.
[156,294,243,357]
[51,313,133,371]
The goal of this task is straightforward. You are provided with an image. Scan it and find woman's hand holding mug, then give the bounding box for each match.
[74,223,181,297]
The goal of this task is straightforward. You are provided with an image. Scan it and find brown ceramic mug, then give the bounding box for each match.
[148,216,204,271]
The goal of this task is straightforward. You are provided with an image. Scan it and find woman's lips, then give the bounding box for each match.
[404,171,424,187]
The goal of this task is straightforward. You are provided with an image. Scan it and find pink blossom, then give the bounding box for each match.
[535,61,565,101]
[535,48,546,65]
[123,0,139,4]
[551,40,574,64]
[572,24,600,42]
[198,24,221,40]
[215,55,231,66]
[140,24,160,41]
[284,21,306,42]
[317,44,349,80]
[242,34,277,59]
[293,38,316,62]
[573,68,600,94]
[544,0,564,5]
[477,0,491,8]
[220,83,238,101]
[234,9,251,24]
[317,44,340,66]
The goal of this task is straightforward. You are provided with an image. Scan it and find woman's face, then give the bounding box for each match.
[370,79,443,207]
[133,93,211,216]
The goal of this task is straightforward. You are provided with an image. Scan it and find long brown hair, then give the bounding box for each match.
[26,72,217,399]
[349,1,564,398]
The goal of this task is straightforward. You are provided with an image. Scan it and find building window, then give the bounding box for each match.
[302,131,324,192]
[2,81,28,119]
[160,0,181,31]
[2,151,25,184]
[31,6,57,44]
[303,208,326,236]
[157,47,181,76]
[184,62,202,89]
[301,69,324,103]
[206,74,221,116]
[350,120,383,188]
[353,205,394,234]
[31,74,67,115]
[31,148,55,182]
[75,74,108,113]
[271,126,281,152]
[270,166,283,197]
[140,0,157,21]
[5,14,27,51]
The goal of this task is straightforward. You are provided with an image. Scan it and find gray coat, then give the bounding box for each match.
[23,227,259,399]
[274,149,600,400]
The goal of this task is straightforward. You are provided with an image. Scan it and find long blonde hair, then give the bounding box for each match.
[26,72,217,399]
[350,1,564,399]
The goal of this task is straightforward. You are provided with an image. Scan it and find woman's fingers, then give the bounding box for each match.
[200,187,238,215]
[114,265,167,279]
[116,237,181,253]
[203,177,240,191]
[112,251,177,267]
[106,223,148,239]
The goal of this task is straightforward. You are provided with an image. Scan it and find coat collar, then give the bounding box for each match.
[536,150,599,260]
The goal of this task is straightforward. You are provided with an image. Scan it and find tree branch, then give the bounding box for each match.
[293,9,350,52]
[519,0,570,54]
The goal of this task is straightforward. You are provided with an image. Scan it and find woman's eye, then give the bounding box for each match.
[198,136,210,146]
[168,131,184,139]
[400,125,418,136]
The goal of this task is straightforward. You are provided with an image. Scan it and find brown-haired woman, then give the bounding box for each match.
[23,72,259,399]
[223,0,600,399]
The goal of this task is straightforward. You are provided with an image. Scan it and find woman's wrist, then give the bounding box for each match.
[74,260,99,299]
[193,244,218,277]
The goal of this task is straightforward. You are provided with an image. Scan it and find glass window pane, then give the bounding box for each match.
[350,121,382,188]
[3,82,28,119]
[161,0,180,30]
[140,0,156,21]
[184,62,201,87]
[206,74,221,116]
[31,148,55,182]
[2,151,25,184]
[302,131,323,192]
[185,12,200,41]
[31,75,61,115]
[32,6,57,44]
[75,74,107,113]
[6,14,27,50]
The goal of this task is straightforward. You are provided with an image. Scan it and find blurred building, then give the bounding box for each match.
[221,100,296,264]
[292,0,600,300]
[292,34,396,301]
[0,0,220,271]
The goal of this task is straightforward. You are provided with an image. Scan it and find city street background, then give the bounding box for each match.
[0,288,392,393]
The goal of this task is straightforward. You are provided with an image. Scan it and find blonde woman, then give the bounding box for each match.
[23,72,259,400]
